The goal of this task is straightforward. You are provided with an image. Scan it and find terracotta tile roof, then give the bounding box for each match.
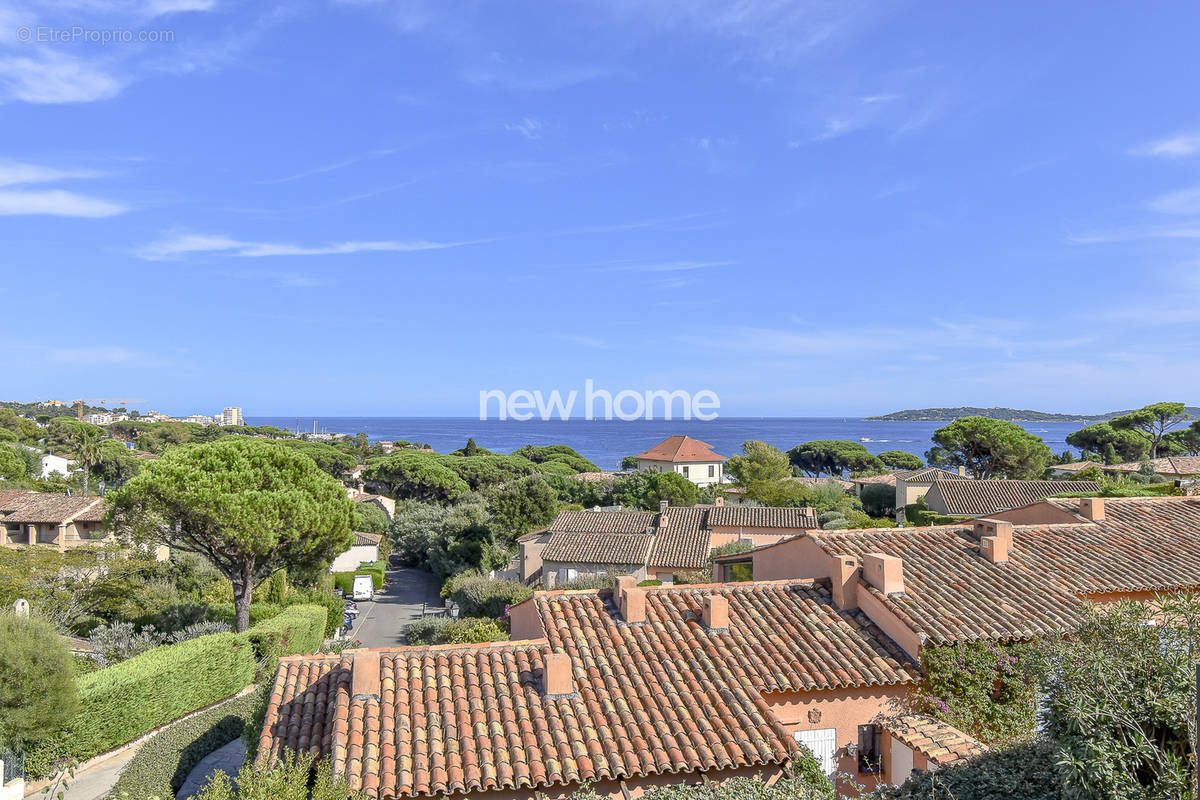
[542,531,654,566]
[0,493,105,524]
[922,479,1101,517]
[353,531,382,547]
[895,467,968,484]
[1022,497,1200,594]
[849,473,896,486]
[879,714,987,766]
[1104,456,1200,476]
[706,506,820,529]
[1050,460,1104,472]
[633,435,726,463]
[648,528,710,569]
[262,637,795,799]
[0,489,35,511]
[549,509,656,534]
[810,528,1084,644]
[544,506,817,571]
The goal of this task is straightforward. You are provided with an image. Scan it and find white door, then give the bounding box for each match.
[794,728,838,777]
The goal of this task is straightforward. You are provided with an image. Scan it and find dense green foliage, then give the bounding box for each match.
[789,439,884,477]
[442,571,533,618]
[190,751,360,800]
[241,604,327,676]
[859,482,897,517]
[332,560,386,593]
[26,632,256,777]
[511,443,600,473]
[353,500,388,534]
[1065,422,1149,463]
[878,450,924,470]
[1029,596,1200,799]
[388,498,508,580]
[109,688,264,800]
[927,417,1052,479]
[107,438,355,631]
[486,475,559,538]
[612,469,699,508]
[0,613,80,751]
[914,640,1037,746]
[878,740,1063,800]
[403,615,509,645]
[726,440,792,483]
[1109,402,1190,459]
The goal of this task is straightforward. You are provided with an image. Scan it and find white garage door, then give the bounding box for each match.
[794,728,838,777]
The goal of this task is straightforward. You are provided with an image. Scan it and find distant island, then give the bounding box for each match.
[866,406,1200,422]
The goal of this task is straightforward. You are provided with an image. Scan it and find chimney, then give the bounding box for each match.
[703,594,729,630]
[972,518,1013,564]
[613,576,647,624]
[830,555,859,610]
[957,466,967,476]
[863,553,904,597]
[714,495,724,507]
[1079,497,1105,522]
[351,651,380,698]
[658,500,669,527]
[543,652,574,697]
[659,500,669,513]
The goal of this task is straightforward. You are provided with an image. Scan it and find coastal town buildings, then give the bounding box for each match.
[632,435,726,487]
[0,490,109,551]
[221,407,245,426]
[920,479,1101,518]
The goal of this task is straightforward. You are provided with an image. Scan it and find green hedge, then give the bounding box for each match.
[241,604,326,677]
[404,616,509,646]
[26,632,255,778]
[109,688,265,800]
[205,602,283,628]
[442,572,533,618]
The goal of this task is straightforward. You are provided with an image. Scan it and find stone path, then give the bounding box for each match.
[176,739,246,800]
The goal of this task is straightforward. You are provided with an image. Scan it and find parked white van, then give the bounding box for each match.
[352,574,374,601]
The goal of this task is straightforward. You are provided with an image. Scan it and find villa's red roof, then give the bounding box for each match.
[633,435,726,463]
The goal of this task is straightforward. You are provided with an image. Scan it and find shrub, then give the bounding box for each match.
[445,617,509,644]
[0,612,79,751]
[403,616,451,645]
[637,579,663,586]
[818,511,846,526]
[190,750,358,800]
[26,632,255,778]
[206,603,282,628]
[286,587,345,638]
[877,740,1062,800]
[557,573,617,590]
[403,616,508,645]
[442,572,532,618]
[109,688,264,800]
[860,482,897,517]
[822,519,851,530]
[672,569,711,585]
[88,620,163,667]
[241,604,327,676]
[711,540,754,558]
[169,620,233,643]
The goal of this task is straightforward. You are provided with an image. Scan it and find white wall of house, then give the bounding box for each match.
[329,544,379,572]
[40,454,72,479]
[636,458,724,487]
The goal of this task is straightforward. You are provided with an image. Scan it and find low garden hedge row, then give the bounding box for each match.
[403,615,509,645]
[108,687,265,800]
[27,605,330,779]
[26,632,256,778]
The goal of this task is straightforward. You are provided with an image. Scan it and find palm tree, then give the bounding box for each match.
[71,426,105,496]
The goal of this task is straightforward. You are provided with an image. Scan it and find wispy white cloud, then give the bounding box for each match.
[0,188,126,216]
[0,54,125,104]
[1066,224,1200,244]
[607,259,731,273]
[1148,184,1200,215]
[258,147,401,185]
[504,117,544,140]
[1133,131,1200,159]
[462,63,616,92]
[136,231,482,260]
[0,161,126,215]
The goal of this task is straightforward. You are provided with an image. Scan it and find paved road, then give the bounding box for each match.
[350,566,442,649]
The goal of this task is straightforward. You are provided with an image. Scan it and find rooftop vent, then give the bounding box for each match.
[863,553,904,597]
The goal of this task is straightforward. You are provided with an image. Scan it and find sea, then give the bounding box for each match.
[245,417,1086,472]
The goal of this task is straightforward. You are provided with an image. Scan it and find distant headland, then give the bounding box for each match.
[865,405,1200,422]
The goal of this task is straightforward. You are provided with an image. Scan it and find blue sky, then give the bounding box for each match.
[2,0,1199,417]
